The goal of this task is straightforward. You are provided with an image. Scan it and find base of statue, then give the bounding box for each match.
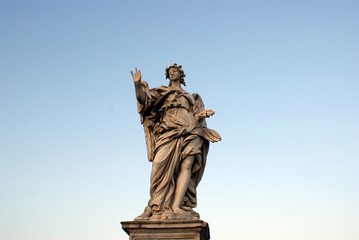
[121,220,210,240]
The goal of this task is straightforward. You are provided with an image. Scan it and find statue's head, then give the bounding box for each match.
[165,63,186,86]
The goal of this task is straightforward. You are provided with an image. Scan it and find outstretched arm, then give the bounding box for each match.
[131,68,146,104]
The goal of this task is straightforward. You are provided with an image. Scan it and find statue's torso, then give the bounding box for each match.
[154,89,198,137]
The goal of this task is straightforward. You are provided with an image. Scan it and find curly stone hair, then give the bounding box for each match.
[165,63,186,86]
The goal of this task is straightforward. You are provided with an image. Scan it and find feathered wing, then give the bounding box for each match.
[192,93,222,143]
[142,117,155,162]
[137,81,155,162]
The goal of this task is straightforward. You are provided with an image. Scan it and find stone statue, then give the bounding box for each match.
[131,63,221,221]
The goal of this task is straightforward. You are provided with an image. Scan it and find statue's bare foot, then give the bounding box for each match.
[177,206,200,220]
[134,206,151,220]
[149,213,162,220]
[180,206,192,211]
[160,210,176,220]
[190,210,200,220]
[173,207,186,215]
[172,207,192,219]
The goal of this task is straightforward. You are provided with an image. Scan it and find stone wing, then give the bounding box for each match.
[137,81,155,162]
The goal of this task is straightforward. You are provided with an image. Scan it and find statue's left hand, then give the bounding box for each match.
[205,109,215,117]
[197,109,215,119]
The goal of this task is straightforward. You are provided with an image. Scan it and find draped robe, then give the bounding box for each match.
[137,84,210,217]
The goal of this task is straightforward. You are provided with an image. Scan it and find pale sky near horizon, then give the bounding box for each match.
[1,1,359,240]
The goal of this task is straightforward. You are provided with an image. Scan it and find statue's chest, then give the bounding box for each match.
[166,93,191,108]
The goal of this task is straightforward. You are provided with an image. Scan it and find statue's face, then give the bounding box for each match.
[168,68,181,81]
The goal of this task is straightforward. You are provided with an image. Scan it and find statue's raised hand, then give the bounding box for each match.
[131,68,142,83]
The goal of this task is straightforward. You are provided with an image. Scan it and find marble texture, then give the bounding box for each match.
[130,64,221,221]
[121,220,210,240]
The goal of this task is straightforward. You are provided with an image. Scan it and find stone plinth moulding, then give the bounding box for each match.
[121,220,210,240]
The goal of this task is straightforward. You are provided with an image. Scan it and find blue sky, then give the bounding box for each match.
[1,0,358,239]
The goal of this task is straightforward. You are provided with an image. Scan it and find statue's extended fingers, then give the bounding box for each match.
[207,110,215,116]
[131,70,134,77]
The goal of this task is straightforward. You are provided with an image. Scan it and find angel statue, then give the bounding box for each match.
[131,63,221,220]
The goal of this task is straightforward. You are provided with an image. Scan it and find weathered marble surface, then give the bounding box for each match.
[121,220,210,240]
[130,64,221,221]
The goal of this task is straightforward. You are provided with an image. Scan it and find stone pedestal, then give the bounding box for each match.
[121,220,210,240]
